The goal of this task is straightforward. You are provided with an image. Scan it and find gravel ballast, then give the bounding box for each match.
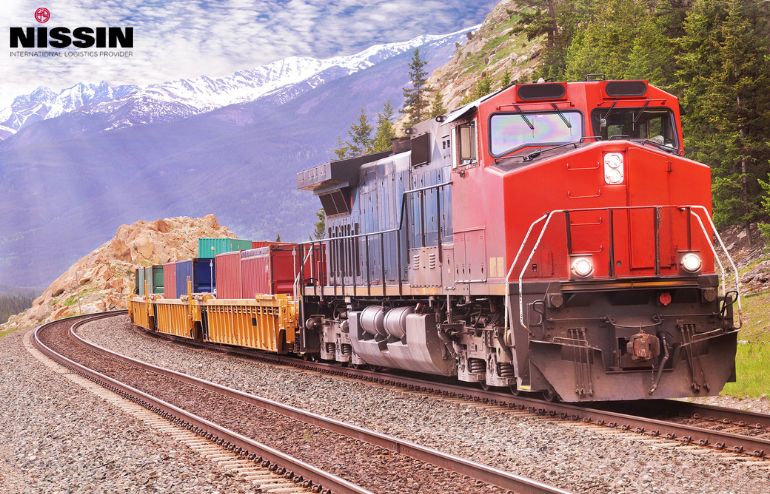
[81,316,770,494]
[40,318,507,494]
[0,328,267,493]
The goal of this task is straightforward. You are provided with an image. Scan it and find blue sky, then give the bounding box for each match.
[0,0,496,107]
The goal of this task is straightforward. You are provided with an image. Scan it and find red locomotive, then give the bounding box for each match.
[296,79,740,401]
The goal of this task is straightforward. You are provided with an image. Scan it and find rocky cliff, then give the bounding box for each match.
[429,0,541,110]
[1,215,234,331]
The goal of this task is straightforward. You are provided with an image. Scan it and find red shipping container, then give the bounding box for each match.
[251,240,294,249]
[163,262,177,299]
[215,251,242,299]
[240,246,292,297]
[251,240,272,249]
[240,244,327,298]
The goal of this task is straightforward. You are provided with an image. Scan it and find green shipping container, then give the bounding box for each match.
[198,238,253,258]
[144,265,165,294]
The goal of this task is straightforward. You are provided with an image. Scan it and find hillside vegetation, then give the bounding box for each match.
[438,0,770,235]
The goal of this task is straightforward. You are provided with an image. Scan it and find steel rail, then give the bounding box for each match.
[132,321,770,460]
[73,314,568,494]
[33,313,372,494]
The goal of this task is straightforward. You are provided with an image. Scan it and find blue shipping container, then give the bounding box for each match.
[174,258,216,298]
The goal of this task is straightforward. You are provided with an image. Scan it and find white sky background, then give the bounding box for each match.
[0,0,496,108]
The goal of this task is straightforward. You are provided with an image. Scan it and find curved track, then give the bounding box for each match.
[35,312,567,494]
[134,320,770,461]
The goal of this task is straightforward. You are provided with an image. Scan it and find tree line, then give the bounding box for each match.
[328,0,770,238]
[333,48,448,160]
[515,0,770,235]
[0,293,35,325]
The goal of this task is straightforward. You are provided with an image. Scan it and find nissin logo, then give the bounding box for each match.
[10,7,133,49]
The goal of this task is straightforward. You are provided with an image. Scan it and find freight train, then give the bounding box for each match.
[130,79,741,402]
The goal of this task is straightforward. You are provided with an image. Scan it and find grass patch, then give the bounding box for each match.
[62,288,95,307]
[717,286,770,398]
[736,289,770,343]
[722,342,770,398]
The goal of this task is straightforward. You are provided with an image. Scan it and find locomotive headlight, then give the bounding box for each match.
[603,153,625,184]
[680,252,702,273]
[570,256,594,278]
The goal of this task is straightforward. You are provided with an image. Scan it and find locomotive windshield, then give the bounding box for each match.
[490,111,583,156]
[591,107,678,149]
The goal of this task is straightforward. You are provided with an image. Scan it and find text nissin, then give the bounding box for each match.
[10,27,133,48]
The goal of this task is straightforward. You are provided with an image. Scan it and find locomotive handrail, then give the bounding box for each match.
[504,205,741,333]
[293,181,453,293]
[504,213,548,337]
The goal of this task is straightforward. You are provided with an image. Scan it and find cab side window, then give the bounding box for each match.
[453,121,477,168]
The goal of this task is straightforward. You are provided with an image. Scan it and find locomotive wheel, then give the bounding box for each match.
[542,388,560,402]
[479,381,491,391]
[302,353,318,362]
[510,385,522,396]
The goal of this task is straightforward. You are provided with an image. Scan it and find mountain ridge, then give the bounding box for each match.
[0,26,478,140]
[0,27,471,287]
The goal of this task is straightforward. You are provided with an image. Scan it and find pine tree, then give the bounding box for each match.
[347,108,374,156]
[372,102,396,152]
[312,209,325,240]
[401,48,430,128]
[501,71,512,89]
[333,136,349,160]
[473,73,492,99]
[333,108,374,159]
[429,91,447,118]
[513,0,594,82]
[564,0,651,81]
[676,0,770,231]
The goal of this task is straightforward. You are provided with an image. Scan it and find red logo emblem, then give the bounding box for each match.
[34,7,51,24]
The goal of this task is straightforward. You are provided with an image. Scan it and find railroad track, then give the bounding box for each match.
[34,312,567,494]
[130,317,770,462]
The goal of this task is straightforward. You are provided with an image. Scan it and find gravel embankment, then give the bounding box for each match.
[0,328,264,493]
[81,316,770,494]
[40,318,505,494]
[686,396,770,415]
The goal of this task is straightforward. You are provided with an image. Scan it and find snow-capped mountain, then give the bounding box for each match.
[0,26,473,287]
[0,27,475,139]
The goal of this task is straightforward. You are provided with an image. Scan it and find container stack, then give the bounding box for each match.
[136,238,325,300]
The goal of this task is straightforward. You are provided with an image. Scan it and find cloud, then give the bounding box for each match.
[0,0,495,108]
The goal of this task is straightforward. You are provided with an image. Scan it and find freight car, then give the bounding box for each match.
[130,79,741,402]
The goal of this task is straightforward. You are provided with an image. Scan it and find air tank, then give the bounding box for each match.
[360,306,387,337]
[383,306,413,340]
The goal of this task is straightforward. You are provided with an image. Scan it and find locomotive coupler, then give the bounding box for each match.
[648,333,670,395]
[626,332,661,361]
